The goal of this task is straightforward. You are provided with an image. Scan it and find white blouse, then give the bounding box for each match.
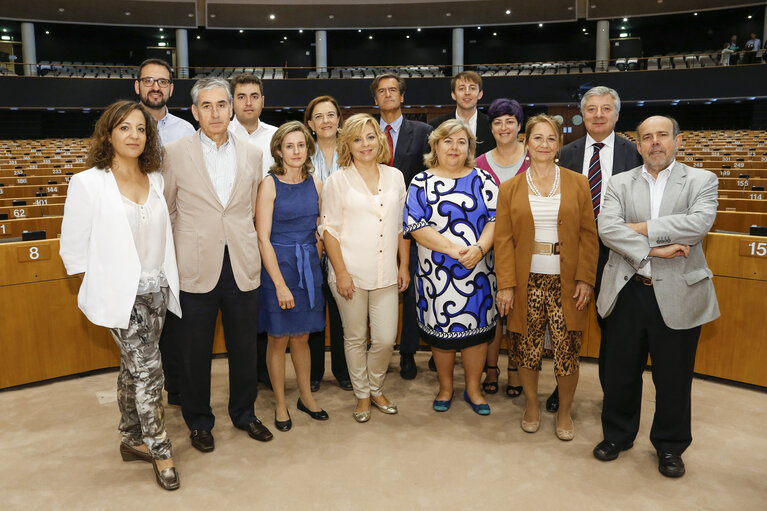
[529,194,561,275]
[319,163,406,290]
[122,186,168,295]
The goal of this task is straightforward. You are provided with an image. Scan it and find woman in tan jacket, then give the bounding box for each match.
[495,114,598,441]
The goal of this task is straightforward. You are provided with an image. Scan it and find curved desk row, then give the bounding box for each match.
[1,233,765,389]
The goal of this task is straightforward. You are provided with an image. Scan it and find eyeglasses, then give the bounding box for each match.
[139,77,171,88]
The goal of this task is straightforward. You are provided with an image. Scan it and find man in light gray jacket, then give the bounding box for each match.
[592,116,719,479]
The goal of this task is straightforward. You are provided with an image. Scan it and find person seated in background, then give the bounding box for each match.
[474,98,528,398]
[60,100,181,490]
[320,113,410,423]
[256,121,328,432]
[404,119,498,416]
[494,114,598,440]
[742,33,762,64]
[134,58,194,146]
[725,35,740,65]
[429,71,495,155]
[303,95,352,392]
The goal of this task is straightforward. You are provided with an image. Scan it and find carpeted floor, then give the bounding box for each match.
[1,353,765,510]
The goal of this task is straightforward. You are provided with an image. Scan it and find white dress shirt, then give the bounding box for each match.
[637,161,674,278]
[228,116,276,177]
[200,131,237,207]
[580,131,616,190]
[456,109,478,136]
[379,115,404,158]
[157,108,196,146]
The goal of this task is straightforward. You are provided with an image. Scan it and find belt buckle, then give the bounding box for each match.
[541,243,552,255]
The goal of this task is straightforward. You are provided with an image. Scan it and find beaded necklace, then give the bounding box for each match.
[526,164,560,197]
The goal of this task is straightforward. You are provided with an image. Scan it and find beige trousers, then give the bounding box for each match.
[331,284,398,399]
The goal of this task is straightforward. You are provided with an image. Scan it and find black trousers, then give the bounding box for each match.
[399,243,421,354]
[178,248,260,431]
[594,238,610,388]
[158,310,181,397]
[601,278,700,455]
[308,263,349,382]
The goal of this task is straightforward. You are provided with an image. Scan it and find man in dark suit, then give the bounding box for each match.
[370,73,433,379]
[429,71,495,156]
[546,86,642,412]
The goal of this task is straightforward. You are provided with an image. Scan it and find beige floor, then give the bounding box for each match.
[1,353,765,511]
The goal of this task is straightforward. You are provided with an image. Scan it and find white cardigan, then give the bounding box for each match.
[60,168,181,329]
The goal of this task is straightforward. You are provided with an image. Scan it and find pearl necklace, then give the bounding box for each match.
[527,164,560,197]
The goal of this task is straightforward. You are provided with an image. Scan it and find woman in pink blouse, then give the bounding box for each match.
[320,113,410,423]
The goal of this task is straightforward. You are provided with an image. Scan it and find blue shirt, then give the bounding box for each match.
[158,109,195,146]
[311,147,341,183]
[379,115,404,159]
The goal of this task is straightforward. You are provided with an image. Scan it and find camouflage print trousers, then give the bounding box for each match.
[109,288,172,460]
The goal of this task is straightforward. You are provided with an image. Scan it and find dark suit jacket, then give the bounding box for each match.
[429,110,496,156]
[560,133,642,177]
[385,117,433,187]
[560,132,643,298]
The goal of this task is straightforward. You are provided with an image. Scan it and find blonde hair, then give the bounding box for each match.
[423,118,476,169]
[524,114,563,156]
[269,121,316,179]
[337,113,390,168]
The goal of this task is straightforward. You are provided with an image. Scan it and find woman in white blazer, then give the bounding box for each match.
[60,101,181,491]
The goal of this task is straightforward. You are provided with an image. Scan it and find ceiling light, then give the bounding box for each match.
[210,13,216,18]
[477,26,481,30]
[493,32,497,36]
[239,30,244,33]
[358,29,362,33]
[445,13,452,17]
[45,30,50,34]
[693,12,698,15]
[188,13,194,17]
[505,9,511,15]
[369,35,373,39]
[329,14,334,19]
[387,14,392,18]
[269,14,275,20]
[748,15,752,19]
[159,28,164,32]
[124,11,131,16]
[417,28,421,32]
[58,7,64,12]
[196,35,201,39]
[158,42,167,47]
[160,35,164,39]
[406,35,410,39]
[582,28,586,31]
[619,33,628,37]
[621,26,625,29]
[283,36,287,40]
[623,17,628,21]
[538,23,543,27]
[2,28,6,32]
[299,29,303,33]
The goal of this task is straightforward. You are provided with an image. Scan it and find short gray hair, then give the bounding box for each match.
[580,86,621,113]
[190,77,232,106]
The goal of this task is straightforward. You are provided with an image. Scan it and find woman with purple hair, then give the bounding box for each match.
[476,98,527,398]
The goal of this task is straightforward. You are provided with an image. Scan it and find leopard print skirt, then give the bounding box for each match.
[510,273,582,376]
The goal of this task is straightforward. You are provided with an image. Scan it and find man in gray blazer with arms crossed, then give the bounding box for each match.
[592,115,719,478]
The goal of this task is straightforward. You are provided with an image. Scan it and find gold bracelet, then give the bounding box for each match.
[474,243,485,258]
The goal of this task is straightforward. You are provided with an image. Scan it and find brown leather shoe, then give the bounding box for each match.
[152,459,180,491]
[237,419,273,442]
[119,442,152,463]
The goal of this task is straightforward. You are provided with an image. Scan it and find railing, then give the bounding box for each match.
[0,49,764,80]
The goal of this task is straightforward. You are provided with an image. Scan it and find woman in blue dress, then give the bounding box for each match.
[256,121,328,432]
[404,119,498,416]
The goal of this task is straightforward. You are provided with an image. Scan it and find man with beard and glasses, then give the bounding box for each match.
[134,58,195,408]
[135,58,195,146]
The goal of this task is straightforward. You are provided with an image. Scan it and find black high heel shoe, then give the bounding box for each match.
[482,365,500,394]
[506,367,523,398]
[297,398,329,420]
[274,410,292,432]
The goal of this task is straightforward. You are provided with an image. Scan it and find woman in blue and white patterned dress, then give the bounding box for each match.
[404,119,498,416]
